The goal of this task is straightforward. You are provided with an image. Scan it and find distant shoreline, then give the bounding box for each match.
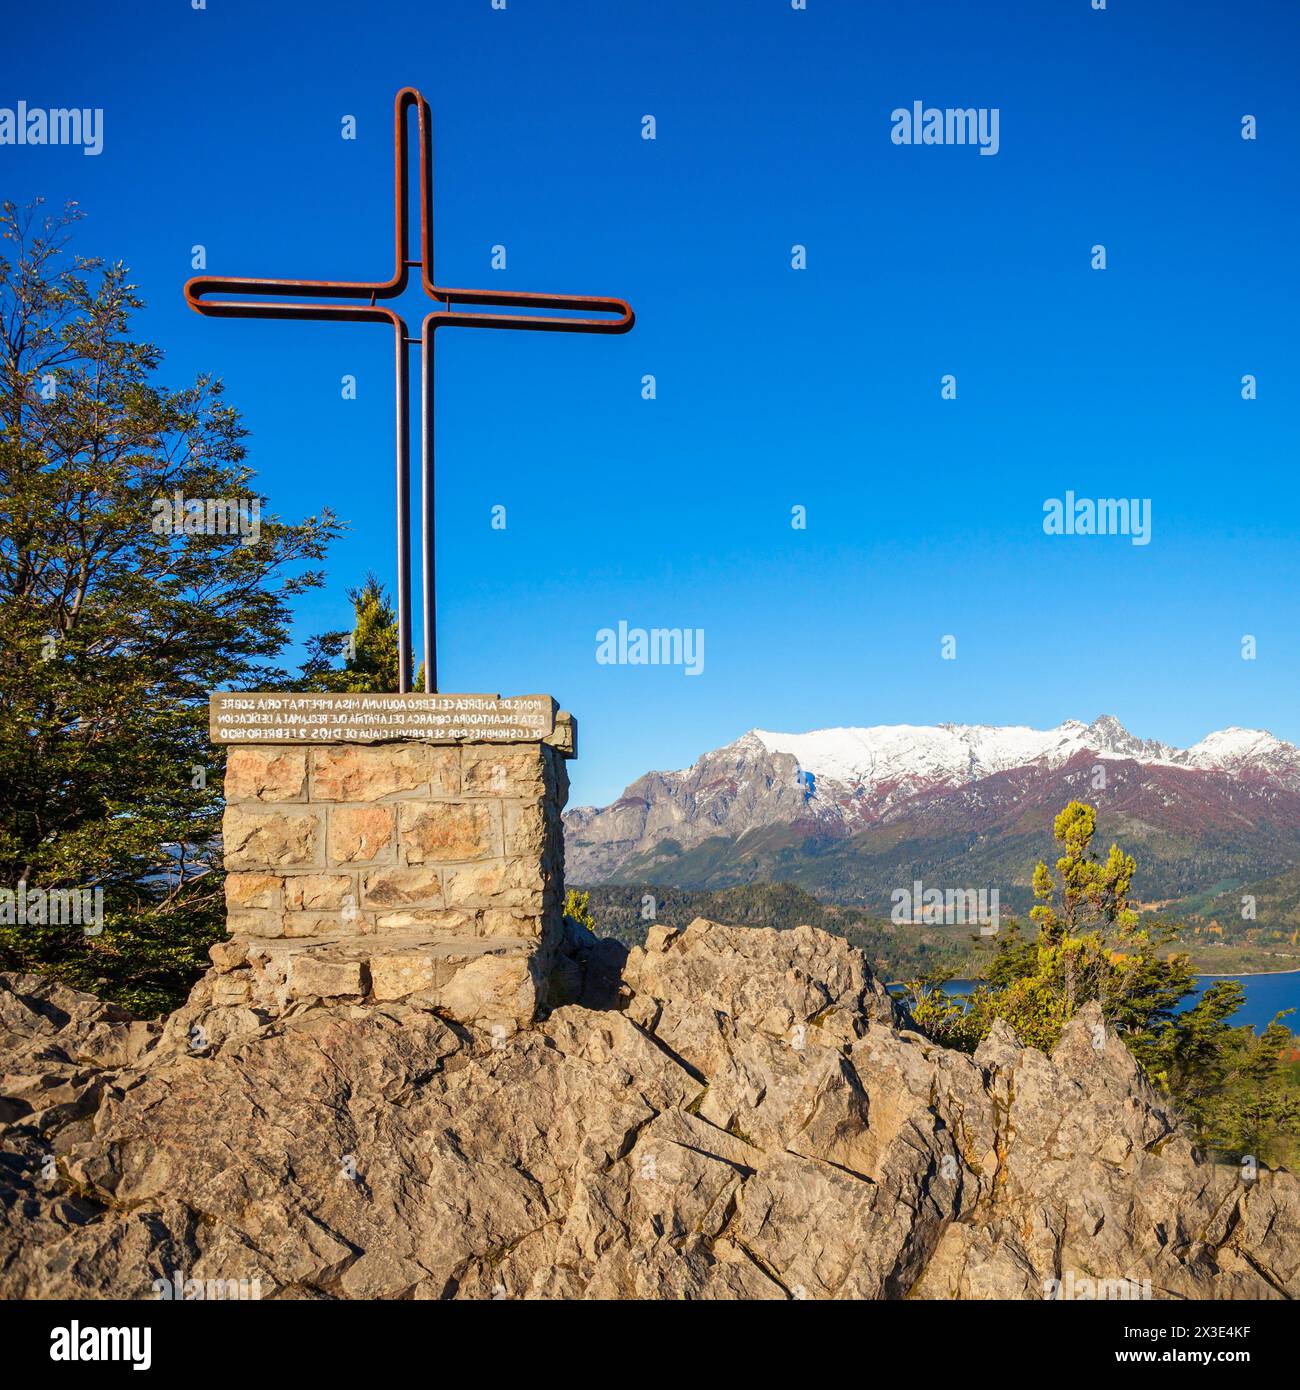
[1194,967,1300,979]
[889,966,1300,989]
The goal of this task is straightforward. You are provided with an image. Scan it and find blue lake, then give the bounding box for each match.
[1179,973,1299,1031]
[905,974,1299,1033]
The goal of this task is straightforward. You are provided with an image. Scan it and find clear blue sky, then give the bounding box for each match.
[4,0,1298,807]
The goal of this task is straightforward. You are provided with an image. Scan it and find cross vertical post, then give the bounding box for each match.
[420,326,435,694]
[395,323,412,693]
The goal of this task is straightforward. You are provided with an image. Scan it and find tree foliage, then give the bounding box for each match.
[0,200,340,1013]
[563,888,597,934]
[300,574,400,693]
[906,800,1300,1167]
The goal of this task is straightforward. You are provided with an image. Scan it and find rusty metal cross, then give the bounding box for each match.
[185,87,633,694]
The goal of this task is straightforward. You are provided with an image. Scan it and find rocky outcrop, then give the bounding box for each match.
[1,920,1295,1300]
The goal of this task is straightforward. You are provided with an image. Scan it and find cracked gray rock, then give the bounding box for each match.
[0,920,1295,1299]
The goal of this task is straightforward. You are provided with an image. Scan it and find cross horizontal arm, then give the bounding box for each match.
[185,275,633,335]
[184,273,408,328]
[425,287,634,335]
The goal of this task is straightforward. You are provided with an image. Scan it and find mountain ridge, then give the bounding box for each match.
[574,715,1300,814]
[565,716,1300,920]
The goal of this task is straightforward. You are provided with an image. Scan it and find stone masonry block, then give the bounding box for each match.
[223,806,322,870]
[399,801,500,864]
[373,908,474,935]
[461,746,545,798]
[282,912,365,939]
[479,906,544,940]
[369,953,439,1001]
[290,955,369,999]
[362,866,443,909]
[438,953,535,1028]
[502,802,548,859]
[327,805,396,865]
[283,873,355,912]
[226,908,284,938]
[225,747,308,803]
[225,872,282,911]
[442,859,544,913]
[311,744,459,802]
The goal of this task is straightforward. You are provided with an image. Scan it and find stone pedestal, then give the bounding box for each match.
[211,703,575,1029]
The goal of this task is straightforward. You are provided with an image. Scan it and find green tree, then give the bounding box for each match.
[0,199,340,1013]
[906,800,1300,1167]
[1136,984,1300,1166]
[564,888,597,934]
[300,574,400,692]
[298,573,431,691]
[977,800,1195,1046]
[902,978,985,1052]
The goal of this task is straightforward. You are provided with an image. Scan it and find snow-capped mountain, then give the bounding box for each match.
[749,715,1300,801]
[564,716,1300,898]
